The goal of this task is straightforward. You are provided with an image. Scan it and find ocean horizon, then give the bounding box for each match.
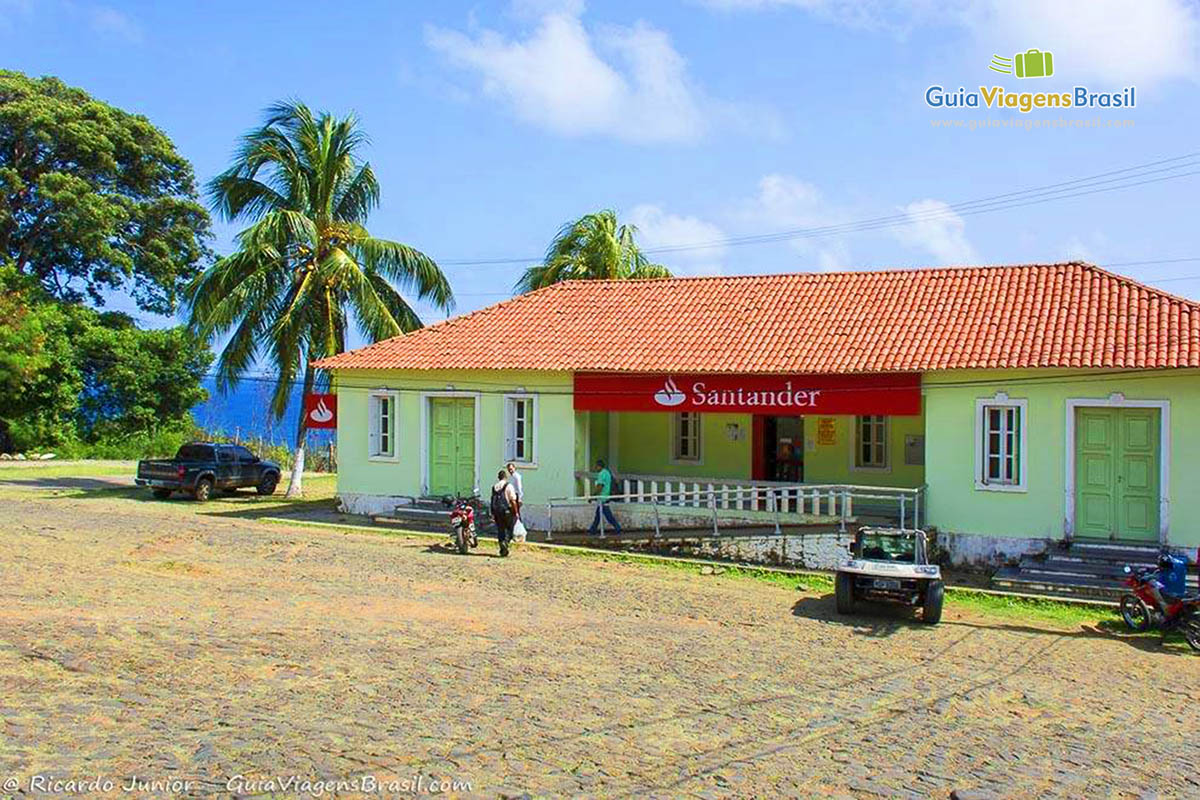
[192,377,335,447]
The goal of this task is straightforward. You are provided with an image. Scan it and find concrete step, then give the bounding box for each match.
[1060,540,1171,564]
[991,566,1128,600]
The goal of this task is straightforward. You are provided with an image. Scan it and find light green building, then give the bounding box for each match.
[315,263,1200,563]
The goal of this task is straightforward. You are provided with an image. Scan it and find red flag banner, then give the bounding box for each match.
[303,393,338,429]
[573,372,921,416]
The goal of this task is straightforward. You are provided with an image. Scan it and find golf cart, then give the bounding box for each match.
[835,527,944,624]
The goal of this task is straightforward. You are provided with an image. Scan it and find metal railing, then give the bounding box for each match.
[550,476,925,539]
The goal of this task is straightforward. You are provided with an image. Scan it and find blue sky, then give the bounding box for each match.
[5,0,1199,343]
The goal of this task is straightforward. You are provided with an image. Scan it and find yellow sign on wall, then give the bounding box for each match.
[817,417,837,446]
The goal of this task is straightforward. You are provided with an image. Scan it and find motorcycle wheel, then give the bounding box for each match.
[1119,594,1152,632]
[1181,616,1200,652]
[455,526,469,555]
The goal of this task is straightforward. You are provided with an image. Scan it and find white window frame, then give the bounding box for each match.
[974,394,1028,492]
[853,415,889,471]
[368,390,400,461]
[504,394,538,467]
[671,412,702,464]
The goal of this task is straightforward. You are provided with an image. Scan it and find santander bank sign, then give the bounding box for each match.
[573,372,922,416]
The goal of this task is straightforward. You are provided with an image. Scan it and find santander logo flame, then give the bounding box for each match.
[309,398,334,423]
[653,378,687,407]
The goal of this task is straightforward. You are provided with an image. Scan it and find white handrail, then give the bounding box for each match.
[553,477,925,536]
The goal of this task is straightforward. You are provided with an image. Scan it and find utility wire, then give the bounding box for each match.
[435,152,1200,268]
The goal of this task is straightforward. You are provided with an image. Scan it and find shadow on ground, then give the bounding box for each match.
[790,594,1197,654]
[0,476,132,491]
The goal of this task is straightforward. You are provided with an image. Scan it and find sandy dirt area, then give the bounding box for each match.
[0,481,1198,799]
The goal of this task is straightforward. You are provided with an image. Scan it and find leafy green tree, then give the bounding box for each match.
[0,70,211,314]
[0,265,79,451]
[0,265,209,454]
[516,209,670,293]
[188,101,453,496]
[74,312,211,442]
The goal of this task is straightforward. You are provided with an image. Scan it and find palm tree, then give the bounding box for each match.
[516,209,670,293]
[187,101,452,497]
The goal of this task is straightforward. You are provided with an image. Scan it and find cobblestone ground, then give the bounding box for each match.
[1,488,1198,799]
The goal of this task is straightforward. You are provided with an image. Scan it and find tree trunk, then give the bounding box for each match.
[285,362,315,498]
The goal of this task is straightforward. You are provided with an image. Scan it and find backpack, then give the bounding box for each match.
[490,482,512,518]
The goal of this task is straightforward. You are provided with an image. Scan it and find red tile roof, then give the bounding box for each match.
[314,262,1200,373]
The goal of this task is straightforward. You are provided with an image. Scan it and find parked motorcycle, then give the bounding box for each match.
[445,496,479,555]
[1119,564,1200,650]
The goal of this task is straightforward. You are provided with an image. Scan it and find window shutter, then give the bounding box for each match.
[368,396,380,456]
[504,399,515,460]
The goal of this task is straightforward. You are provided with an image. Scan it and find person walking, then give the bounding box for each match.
[490,469,519,557]
[505,462,524,521]
[588,459,621,536]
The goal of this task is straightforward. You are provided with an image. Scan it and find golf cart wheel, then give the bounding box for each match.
[193,478,213,503]
[835,572,855,614]
[152,488,172,500]
[257,474,278,496]
[922,580,945,624]
[1119,593,1152,632]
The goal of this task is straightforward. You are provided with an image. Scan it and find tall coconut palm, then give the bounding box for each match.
[515,209,670,293]
[187,101,452,497]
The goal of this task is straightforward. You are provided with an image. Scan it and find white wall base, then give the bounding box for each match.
[692,532,852,570]
[337,493,415,516]
[937,531,1050,567]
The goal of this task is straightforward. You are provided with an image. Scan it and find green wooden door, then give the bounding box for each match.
[1074,407,1160,541]
[429,398,476,497]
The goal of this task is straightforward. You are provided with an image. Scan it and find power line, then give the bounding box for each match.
[435,152,1200,268]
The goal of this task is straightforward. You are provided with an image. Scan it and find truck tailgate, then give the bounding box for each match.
[137,460,179,480]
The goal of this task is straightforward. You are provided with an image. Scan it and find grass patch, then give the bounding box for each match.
[0,460,136,479]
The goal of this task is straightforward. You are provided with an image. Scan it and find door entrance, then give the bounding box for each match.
[429,397,476,497]
[759,416,804,482]
[1074,407,1160,541]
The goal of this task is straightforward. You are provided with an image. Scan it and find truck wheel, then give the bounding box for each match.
[835,572,855,614]
[923,580,945,624]
[257,474,278,496]
[193,478,213,503]
[152,488,172,500]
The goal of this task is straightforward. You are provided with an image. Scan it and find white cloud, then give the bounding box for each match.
[738,174,850,270]
[893,199,979,264]
[628,204,728,275]
[426,5,750,143]
[966,0,1198,85]
[88,5,143,42]
[700,0,1200,85]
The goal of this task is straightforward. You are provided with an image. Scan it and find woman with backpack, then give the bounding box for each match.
[489,469,519,557]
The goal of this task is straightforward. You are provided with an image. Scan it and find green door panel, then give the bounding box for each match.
[1074,407,1160,541]
[454,399,476,497]
[1075,409,1116,538]
[428,398,476,497]
[1117,409,1159,541]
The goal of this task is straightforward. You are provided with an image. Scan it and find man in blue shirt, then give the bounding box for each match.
[589,459,621,536]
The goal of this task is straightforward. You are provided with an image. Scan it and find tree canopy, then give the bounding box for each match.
[516,209,670,293]
[0,70,211,314]
[0,265,211,454]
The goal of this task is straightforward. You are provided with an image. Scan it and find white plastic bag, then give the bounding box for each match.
[512,519,528,543]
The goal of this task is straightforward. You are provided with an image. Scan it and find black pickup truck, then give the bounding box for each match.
[135,442,282,501]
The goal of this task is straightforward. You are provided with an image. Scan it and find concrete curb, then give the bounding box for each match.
[260,516,1117,610]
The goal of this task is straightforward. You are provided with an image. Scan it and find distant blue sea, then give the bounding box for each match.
[191,377,335,447]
